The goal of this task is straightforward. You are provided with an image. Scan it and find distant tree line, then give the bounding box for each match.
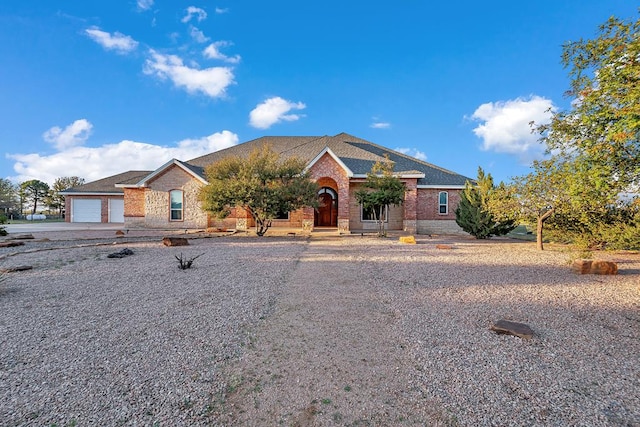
[0,176,84,221]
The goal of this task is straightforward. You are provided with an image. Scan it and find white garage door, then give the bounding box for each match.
[72,199,101,223]
[109,199,124,223]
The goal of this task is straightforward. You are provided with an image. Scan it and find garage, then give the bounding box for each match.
[72,199,102,223]
[109,199,124,223]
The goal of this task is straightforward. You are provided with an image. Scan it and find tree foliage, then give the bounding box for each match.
[0,178,18,214]
[538,14,640,193]
[504,13,640,250]
[45,176,85,215]
[199,145,319,236]
[20,179,50,215]
[455,167,516,239]
[354,157,406,237]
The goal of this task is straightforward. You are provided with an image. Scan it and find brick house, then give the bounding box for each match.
[61,133,472,235]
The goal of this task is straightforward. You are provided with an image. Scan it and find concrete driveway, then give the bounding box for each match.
[3,222,124,233]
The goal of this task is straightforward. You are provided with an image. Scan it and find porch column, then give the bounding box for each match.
[337,184,350,233]
[302,207,314,231]
[403,180,418,234]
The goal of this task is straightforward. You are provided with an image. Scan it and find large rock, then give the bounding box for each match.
[162,237,189,247]
[436,244,453,250]
[572,259,618,275]
[490,319,534,339]
[399,236,416,244]
[590,260,618,275]
[0,265,33,273]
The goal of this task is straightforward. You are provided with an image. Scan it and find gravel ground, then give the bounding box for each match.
[0,233,638,426]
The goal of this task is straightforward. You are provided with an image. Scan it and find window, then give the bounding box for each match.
[361,204,388,222]
[275,209,290,220]
[438,191,448,215]
[170,190,183,221]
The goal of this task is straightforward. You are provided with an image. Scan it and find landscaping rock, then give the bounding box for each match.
[490,319,534,339]
[590,260,618,275]
[162,237,189,247]
[436,244,453,250]
[8,234,34,240]
[0,265,33,273]
[0,241,25,248]
[399,236,416,244]
[572,259,618,275]
[115,230,125,236]
[107,248,134,259]
[572,259,592,274]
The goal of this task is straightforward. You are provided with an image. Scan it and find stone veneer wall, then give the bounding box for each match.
[142,165,208,229]
[417,219,466,235]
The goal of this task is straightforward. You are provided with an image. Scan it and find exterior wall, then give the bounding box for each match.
[65,195,121,223]
[124,188,146,227]
[142,166,208,229]
[348,182,404,231]
[416,188,466,235]
[308,153,350,231]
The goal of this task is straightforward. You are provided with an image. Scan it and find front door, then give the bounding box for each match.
[315,187,338,226]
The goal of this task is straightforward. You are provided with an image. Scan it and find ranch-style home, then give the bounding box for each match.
[61,133,472,235]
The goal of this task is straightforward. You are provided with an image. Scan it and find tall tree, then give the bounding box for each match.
[199,145,319,236]
[537,14,640,194]
[354,157,406,237]
[0,178,18,215]
[20,179,50,215]
[45,176,85,216]
[455,167,516,239]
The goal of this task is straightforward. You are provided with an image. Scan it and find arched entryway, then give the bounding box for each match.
[315,187,338,227]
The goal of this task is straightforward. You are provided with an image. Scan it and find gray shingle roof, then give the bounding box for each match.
[59,170,152,194]
[64,133,471,194]
[188,132,471,186]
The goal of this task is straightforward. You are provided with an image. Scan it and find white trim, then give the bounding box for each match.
[417,185,465,189]
[59,192,123,196]
[352,173,425,179]
[305,147,354,177]
[117,159,208,188]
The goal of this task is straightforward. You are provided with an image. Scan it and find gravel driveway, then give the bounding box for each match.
[1,233,638,426]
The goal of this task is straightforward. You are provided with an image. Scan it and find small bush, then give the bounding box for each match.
[175,253,204,270]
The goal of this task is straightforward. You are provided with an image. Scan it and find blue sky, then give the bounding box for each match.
[1,1,637,186]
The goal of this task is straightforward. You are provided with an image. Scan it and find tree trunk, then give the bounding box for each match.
[536,208,555,251]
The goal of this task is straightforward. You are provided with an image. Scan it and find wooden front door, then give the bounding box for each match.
[315,188,338,226]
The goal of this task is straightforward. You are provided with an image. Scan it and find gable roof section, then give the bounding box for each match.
[59,170,152,195]
[117,159,208,188]
[186,133,470,186]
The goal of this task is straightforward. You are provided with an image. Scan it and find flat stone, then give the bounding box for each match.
[9,234,34,240]
[107,248,134,259]
[0,265,33,273]
[162,237,189,246]
[399,236,416,244]
[0,241,25,248]
[490,319,534,339]
[436,244,453,250]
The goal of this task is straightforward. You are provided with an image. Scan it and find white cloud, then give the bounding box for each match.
[182,6,207,23]
[395,147,427,162]
[370,122,391,129]
[143,49,235,98]
[249,97,306,129]
[470,95,555,161]
[137,0,154,11]
[215,7,229,14]
[43,119,93,151]
[203,41,241,63]
[8,130,239,185]
[189,26,210,43]
[85,26,139,54]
